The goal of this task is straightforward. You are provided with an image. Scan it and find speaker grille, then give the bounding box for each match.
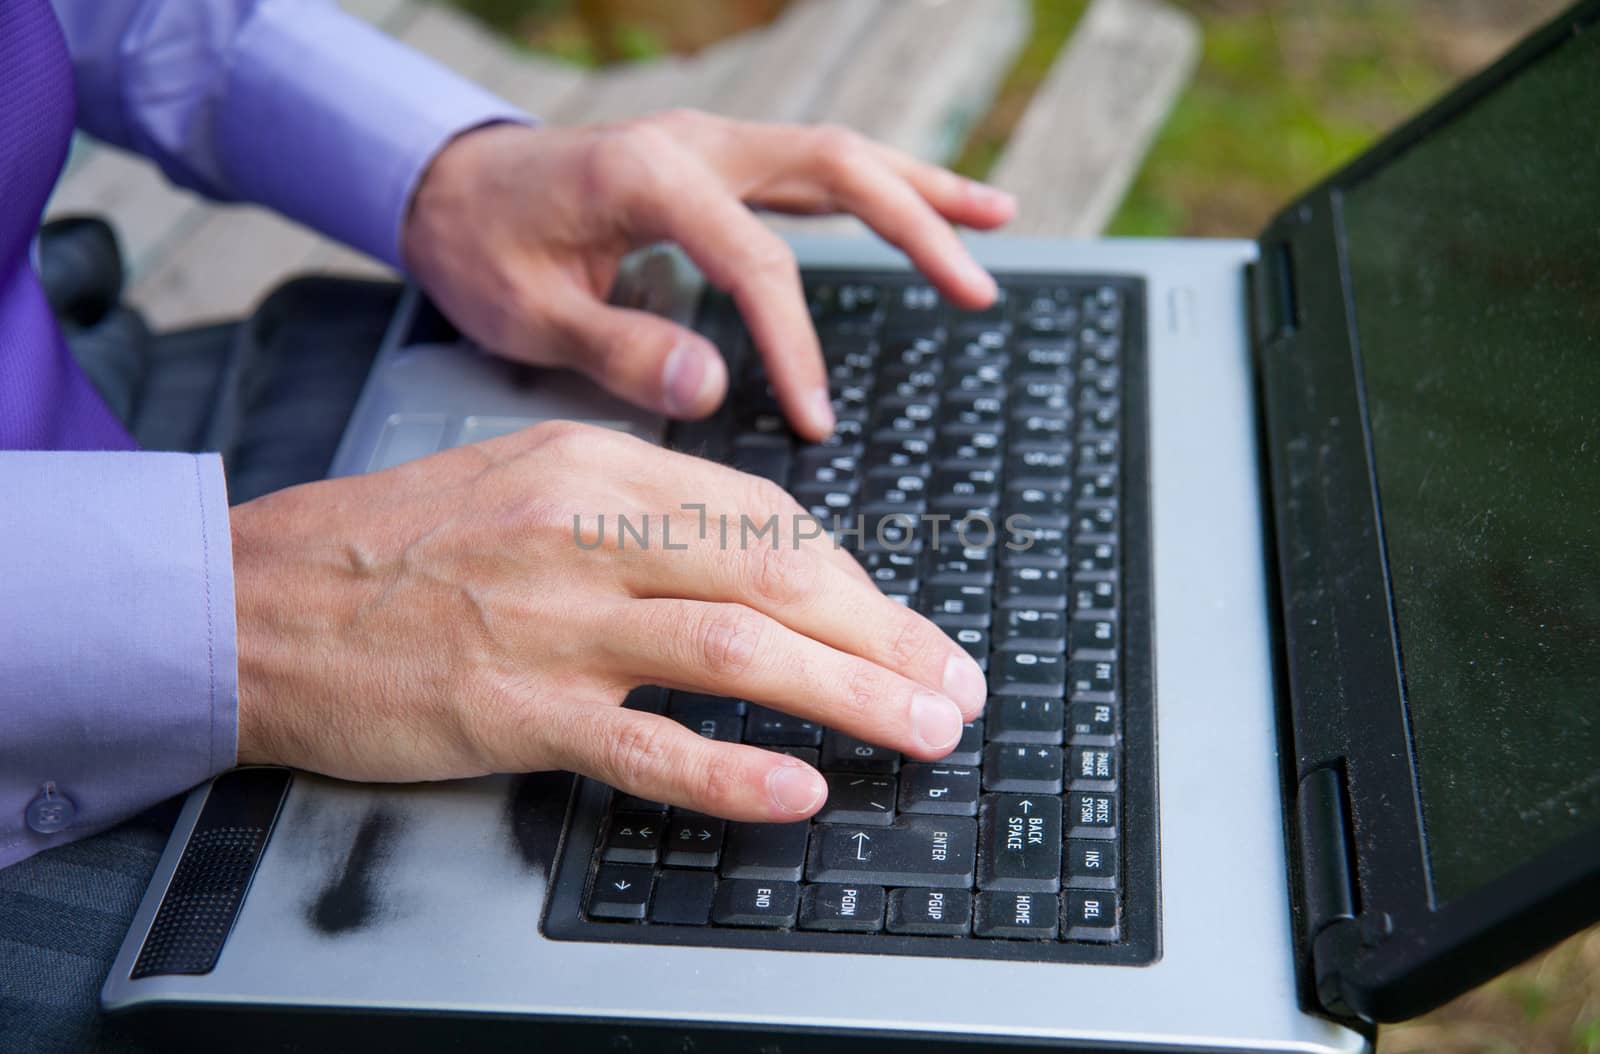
[130,768,289,979]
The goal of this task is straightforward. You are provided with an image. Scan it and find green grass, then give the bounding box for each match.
[1107,3,1457,236]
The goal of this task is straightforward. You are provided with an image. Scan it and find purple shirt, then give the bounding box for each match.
[1,0,525,869]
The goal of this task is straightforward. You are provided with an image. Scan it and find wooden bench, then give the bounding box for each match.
[46,0,1197,331]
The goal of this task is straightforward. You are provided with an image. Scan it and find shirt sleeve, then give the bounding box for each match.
[0,452,237,870]
[53,0,531,267]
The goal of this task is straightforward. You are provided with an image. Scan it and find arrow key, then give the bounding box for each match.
[663,813,725,869]
[601,810,665,864]
[587,863,653,920]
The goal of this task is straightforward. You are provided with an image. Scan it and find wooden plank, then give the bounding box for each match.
[706,0,887,125]
[550,32,757,125]
[987,0,1199,237]
[805,0,1030,163]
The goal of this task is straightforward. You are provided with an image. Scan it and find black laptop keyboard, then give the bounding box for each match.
[546,272,1156,963]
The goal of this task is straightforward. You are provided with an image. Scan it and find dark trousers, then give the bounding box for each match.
[1,221,400,1052]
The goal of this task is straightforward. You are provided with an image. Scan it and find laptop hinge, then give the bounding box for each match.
[1296,766,1362,1016]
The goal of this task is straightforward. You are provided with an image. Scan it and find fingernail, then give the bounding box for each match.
[767,762,826,815]
[942,653,988,719]
[910,691,964,753]
[662,341,708,416]
[807,387,837,436]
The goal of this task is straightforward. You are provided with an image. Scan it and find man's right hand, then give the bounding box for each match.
[230,421,987,820]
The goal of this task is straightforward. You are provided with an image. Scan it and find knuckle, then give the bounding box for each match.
[601,718,673,791]
[886,612,938,671]
[747,543,815,607]
[695,605,764,678]
[581,127,667,208]
[692,750,745,809]
[839,662,883,721]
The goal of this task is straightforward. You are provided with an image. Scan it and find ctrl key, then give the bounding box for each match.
[587,863,653,920]
[711,879,799,928]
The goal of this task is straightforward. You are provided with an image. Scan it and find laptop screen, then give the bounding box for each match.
[1340,24,1600,907]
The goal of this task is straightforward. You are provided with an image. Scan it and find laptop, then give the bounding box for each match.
[101,4,1599,1050]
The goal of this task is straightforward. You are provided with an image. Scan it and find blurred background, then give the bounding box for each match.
[446,0,1569,236]
[433,2,1593,1052]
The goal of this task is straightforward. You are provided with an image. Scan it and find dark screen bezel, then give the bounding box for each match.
[1254,0,1600,1022]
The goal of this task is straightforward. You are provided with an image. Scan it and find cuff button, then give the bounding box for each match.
[25,782,76,834]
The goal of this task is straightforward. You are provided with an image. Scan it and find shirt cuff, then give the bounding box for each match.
[0,452,237,870]
[217,2,531,269]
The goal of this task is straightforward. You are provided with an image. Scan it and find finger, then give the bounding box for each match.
[621,598,971,759]
[617,502,987,719]
[554,705,827,821]
[625,175,834,441]
[543,293,729,419]
[815,155,998,309]
[715,124,1001,309]
[870,143,1017,231]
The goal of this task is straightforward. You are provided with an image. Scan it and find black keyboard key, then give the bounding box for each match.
[711,879,800,928]
[938,622,989,668]
[1071,577,1118,616]
[974,891,1058,939]
[997,606,1068,647]
[821,731,900,773]
[1069,699,1118,741]
[663,814,725,869]
[798,883,886,933]
[775,746,820,768]
[744,705,824,748]
[1000,565,1069,609]
[861,549,920,597]
[979,793,1062,893]
[1070,617,1118,658]
[923,582,991,625]
[1069,745,1117,786]
[886,887,971,936]
[928,542,995,584]
[649,870,716,926]
[987,697,1064,744]
[623,686,668,714]
[1069,658,1118,700]
[588,863,653,920]
[1004,522,1069,566]
[991,645,1067,697]
[1066,791,1118,837]
[898,764,980,816]
[982,743,1064,794]
[611,791,669,813]
[947,721,984,766]
[1074,502,1118,538]
[601,811,664,864]
[1072,540,1118,576]
[721,822,810,881]
[1063,890,1120,941]
[1064,837,1120,890]
[732,435,792,486]
[807,816,977,888]
[818,774,897,826]
[1004,480,1071,527]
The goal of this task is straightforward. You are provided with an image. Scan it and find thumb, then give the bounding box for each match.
[550,301,729,420]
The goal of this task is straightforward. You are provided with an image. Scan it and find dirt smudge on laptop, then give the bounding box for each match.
[306,807,403,935]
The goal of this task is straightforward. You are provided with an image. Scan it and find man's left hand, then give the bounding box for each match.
[400,111,1016,441]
